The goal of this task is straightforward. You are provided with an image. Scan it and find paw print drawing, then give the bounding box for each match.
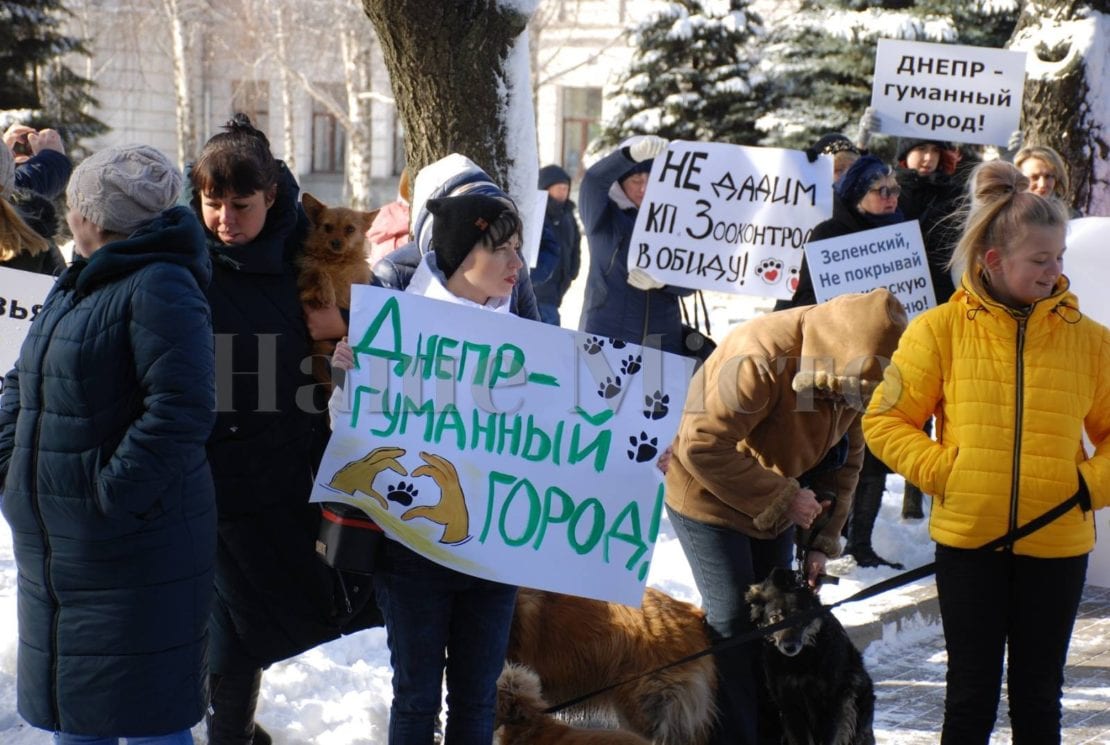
[610,339,628,350]
[386,480,418,506]
[786,265,800,293]
[755,258,784,285]
[644,391,670,420]
[628,432,659,463]
[582,336,606,355]
[620,354,643,376]
[597,376,623,399]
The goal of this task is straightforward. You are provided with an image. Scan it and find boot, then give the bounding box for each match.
[902,482,925,519]
[845,477,904,569]
[253,723,273,745]
[207,669,263,745]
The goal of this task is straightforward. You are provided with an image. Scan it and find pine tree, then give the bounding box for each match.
[0,0,107,142]
[757,0,1019,152]
[597,0,766,149]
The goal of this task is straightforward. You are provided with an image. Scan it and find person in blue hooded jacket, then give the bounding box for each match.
[578,135,694,355]
[0,144,216,744]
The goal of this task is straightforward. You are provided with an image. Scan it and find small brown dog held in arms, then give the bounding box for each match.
[496,663,652,745]
[297,192,377,386]
[508,588,716,745]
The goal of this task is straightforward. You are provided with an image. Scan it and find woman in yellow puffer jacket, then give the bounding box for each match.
[863,159,1110,744]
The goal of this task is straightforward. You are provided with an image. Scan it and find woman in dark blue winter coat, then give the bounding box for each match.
[578,136,693,354]
[190,115,379,745]
[0,145,216,744]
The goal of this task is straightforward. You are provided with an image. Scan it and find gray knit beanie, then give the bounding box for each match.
[66,144,182,235]
[0,143,13,197]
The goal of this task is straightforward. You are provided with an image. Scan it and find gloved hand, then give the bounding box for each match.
[627,267,664,290]
[857,106,881,149]
[628,135,669,163]
[1006,129,1024,154]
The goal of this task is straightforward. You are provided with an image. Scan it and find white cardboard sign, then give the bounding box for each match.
[0,267,56,391]
[627,141,833,299]
[524,190,549,269]
[1058,217,1110,589]
[805,220,935,318]
[311,285,694,606]
[871,38,1027,147]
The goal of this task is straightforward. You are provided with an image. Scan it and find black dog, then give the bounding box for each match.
[745,567,876,745]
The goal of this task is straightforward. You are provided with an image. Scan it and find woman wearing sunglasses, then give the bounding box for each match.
[774,154,906,570]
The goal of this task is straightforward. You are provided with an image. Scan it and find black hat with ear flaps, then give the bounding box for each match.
[426,193,510,278]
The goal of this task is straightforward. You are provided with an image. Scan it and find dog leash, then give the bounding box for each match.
[542,491,1083,715]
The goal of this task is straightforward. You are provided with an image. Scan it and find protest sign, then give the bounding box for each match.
[523,190,549,269]
[0,268,56,391]
[804,220,935,318]
[1058,217,1110,589]
[312,285,694,606]
[871,38,1027,147]
[627,141,832,300]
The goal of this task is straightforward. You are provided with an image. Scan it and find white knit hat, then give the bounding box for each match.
[0,144,14,197]
[66,144,182,234]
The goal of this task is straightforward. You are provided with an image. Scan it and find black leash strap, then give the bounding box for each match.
[543,492,1083,715]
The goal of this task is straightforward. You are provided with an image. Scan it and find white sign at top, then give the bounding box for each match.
[870,38,1027,147]
[627,141,833,300]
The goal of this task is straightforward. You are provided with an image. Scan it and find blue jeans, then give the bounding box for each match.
[667,507,794,745]
[53,730,193,745]
[374,539,518,745]
[935,544,1087,745]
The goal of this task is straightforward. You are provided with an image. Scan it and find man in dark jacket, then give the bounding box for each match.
[533,164,582,326]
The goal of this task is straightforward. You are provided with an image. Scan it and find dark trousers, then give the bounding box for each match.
[667,507,794,745]
[374,539,518,745]
[935,544,1087,745]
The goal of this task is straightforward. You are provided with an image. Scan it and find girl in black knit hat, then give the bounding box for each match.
[331,191,525,745]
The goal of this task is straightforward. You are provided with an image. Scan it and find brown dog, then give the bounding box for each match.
[496,662,653,745]
[508,588,716,745]
[297,192,377,385]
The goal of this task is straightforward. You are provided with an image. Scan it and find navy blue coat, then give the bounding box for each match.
[578,147,692,354]
[198,163,379,674]
[14,149,72,200]
[0,206,217,736]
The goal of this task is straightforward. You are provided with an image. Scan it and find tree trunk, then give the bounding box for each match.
[342,25,375,209]
[1009,0,1110,214]
[163,0,197,167]
[275,4,298,176]
[360,0,532,187]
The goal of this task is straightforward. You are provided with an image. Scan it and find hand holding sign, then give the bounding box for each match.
[629,135,669,163]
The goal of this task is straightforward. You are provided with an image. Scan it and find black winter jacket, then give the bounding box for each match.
[199,163,379,673]
[896,167,963,305]
[532,198,581,310]
[0,206,216,736]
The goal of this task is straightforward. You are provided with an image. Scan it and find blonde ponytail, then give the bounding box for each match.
[0,198,49,263]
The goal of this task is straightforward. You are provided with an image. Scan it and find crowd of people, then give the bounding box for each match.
[0,101,1102,745]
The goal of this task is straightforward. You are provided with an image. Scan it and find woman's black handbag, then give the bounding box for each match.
[315,502,384,575]
[680,291,717,364]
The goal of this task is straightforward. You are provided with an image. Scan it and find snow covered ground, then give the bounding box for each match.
[0,474,940,744]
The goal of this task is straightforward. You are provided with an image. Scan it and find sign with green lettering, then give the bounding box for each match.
[311,285,694,606]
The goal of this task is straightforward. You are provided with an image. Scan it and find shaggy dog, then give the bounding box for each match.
[745,567,876,745]
[496,662,653,745]
[297,192,377,385]
[508,588,716,745]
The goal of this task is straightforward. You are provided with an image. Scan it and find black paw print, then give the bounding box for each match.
[621,354,643,376]
[644,391,670,420]
[597,376,623,399]
[627,432,659,463]
[610,339,628,350]
[582,336,606,355]
[386,481,418,506]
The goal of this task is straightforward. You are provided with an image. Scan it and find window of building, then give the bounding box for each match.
[230,80,270,137]
[560,87,602,182]
[312,84,347,174]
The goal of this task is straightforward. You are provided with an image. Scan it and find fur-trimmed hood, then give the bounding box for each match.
[665,289,907,556]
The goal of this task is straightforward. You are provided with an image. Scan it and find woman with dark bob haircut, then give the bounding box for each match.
[190,114,379,745]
